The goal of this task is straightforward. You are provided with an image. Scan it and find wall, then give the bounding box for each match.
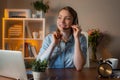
[1,0,120,59]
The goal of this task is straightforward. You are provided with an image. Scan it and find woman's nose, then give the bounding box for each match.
[61,18,65,23]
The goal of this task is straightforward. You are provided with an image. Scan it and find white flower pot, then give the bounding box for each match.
[32,71,41,80]
[36,11,45,18]
[32,71,46,80]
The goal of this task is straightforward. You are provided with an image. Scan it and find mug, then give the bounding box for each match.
[106,58,118,69]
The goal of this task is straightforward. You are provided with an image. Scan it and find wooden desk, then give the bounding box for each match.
[45,68,98,80]
[0,68,119,80]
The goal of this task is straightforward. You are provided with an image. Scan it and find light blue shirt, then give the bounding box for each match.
[37,34,87,68]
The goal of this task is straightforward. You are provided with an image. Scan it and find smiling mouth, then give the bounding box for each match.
[63,27,71,30]
[60,24,67,28]
[59,24,71,30]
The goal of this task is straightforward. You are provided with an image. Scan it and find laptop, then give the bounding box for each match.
[0,50,30,80]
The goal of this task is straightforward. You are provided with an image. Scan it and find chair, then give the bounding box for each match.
[81,31,90,68]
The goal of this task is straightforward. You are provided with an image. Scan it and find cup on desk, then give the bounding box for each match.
[106,58,118,69]
[33,32,38,39]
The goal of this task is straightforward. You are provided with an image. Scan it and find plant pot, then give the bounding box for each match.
[32,71,46,80]
[89,47,97,62]
[36,11,45,18]
[91,52,97,61]
[32,71,41,80]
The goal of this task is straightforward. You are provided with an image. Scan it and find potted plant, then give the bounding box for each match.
[31,0,49,18]
[31,59,48,80]
[88,29,103,61]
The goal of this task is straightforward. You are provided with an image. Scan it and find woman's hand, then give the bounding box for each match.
[51,31,62,46]
[71,25,82,39]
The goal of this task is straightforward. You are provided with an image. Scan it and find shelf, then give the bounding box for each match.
[3,18,45,20]
[4,38,23,40]
[24,38,43,40]
[24,57,36,60]
[2,18,45,59]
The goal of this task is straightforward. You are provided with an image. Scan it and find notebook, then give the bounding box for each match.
[0,50,29,80]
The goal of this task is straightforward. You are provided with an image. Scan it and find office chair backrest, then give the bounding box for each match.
[81,31,90,68]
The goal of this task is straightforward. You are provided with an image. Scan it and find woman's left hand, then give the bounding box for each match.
[71,25,82,39]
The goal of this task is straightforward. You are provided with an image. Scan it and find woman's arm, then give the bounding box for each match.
[74,37,86,71]
[37,32,62,61]
[72,25,86,71]
[38,42,56,61]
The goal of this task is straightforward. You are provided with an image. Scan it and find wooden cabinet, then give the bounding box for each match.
[2,18,45,59]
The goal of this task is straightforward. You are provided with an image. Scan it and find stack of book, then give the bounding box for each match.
[8,24,22,38]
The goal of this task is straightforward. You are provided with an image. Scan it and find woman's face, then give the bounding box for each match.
[57,9,73,32]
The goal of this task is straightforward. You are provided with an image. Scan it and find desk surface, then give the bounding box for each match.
[0,68,119,80]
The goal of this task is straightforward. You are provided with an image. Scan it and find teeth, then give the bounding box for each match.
[60,24,66,27]
[61,24,65,26]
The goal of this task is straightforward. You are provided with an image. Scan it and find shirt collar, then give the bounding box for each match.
[61,34,74,43]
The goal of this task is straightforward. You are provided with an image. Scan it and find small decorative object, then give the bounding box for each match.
[31,0,49,18]
[4,9,31,18]
[39,31,43,39]
[32,32,38,39]
[98,59,113,78]
[31,59,48,80]
[88,28,103,61]
[32,13,37,18]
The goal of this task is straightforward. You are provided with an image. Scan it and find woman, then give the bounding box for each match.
[37,6,87,71]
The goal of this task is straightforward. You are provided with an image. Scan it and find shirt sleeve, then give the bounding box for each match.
[37,34,52,60]
[80,34,87,60]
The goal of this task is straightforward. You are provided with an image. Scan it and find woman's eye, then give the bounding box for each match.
[57,16,72,21]
[57,17,61,19]
[65,17,71,20]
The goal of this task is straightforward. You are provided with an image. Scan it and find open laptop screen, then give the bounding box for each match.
[0,50,28,80]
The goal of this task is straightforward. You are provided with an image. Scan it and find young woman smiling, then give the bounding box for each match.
[37,6,87,71]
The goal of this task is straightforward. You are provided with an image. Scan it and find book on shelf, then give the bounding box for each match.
[27,43,34,57]
[31,46,37,58]
[25,26,32,38]
[8,24,23,37]
[25,43,37,58]
[5,43,9,50]
[25,43,29,57]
